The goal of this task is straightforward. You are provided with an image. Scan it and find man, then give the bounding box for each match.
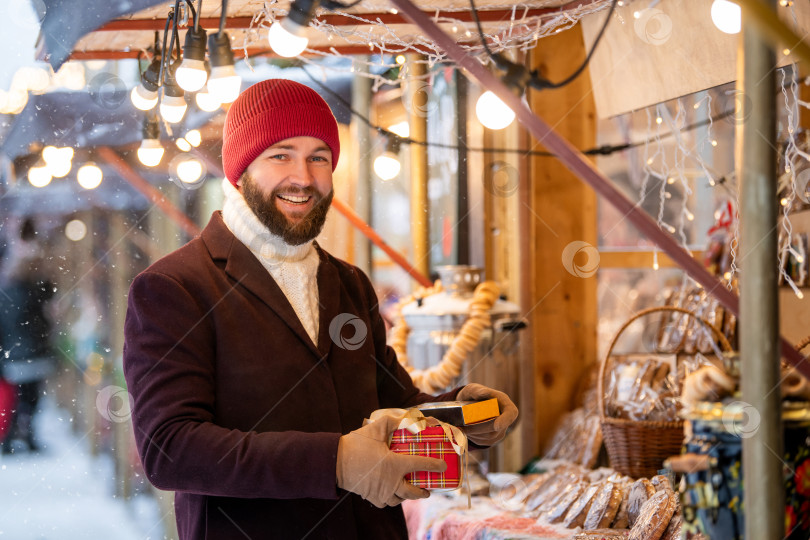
[123,79,518,540]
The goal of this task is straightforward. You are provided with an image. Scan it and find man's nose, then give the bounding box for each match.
[287,157,313,186]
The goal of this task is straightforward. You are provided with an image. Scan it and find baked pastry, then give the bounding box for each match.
[583,481,622,530]
[525,473,572,513]
[682,364,736,406]
[574,530,630,539]
[626,478,656,526]
[545,481,586,523]
[650,474,671,492]
[611,482,631,529]
[628,489,676,540]
[660,512,682,540]
[564,482,601,528]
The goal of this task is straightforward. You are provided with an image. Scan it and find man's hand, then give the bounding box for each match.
[336,413,447,508]
[457,383,519,446]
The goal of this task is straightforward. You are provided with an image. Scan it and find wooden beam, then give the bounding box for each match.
[738,4,784,537]
[598,250,705,269]
[527,25,598,453]
[96,1,602,32]
[97,146,202,238]
[67,44,438,61]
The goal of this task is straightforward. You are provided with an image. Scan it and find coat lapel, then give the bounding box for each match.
[314,244,340,357]
[202,212,322,359]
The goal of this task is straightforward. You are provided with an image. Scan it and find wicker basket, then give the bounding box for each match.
[598,306,733,478]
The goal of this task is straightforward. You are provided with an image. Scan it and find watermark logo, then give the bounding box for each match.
[720,90,752,125]
[328,313,368,350]
[96,385,134,423]
[489,475,529,511]
[561,241,600,278]
[88,72,127,110]
[722,400,761,438]
[168,154,208,190]
[401,79,438,118]
[633,8,674,46]
[484,161,520,198]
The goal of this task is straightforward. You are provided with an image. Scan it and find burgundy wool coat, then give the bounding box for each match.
[123,212,459,540]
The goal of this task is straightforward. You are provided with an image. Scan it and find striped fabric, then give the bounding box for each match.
[390,426,461,489]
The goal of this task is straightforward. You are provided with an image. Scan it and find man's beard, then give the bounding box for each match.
[241,174,334,246]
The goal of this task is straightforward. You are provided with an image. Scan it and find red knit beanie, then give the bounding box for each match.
[222,79,340,186]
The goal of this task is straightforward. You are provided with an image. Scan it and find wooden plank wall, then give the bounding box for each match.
[527,25,599,451]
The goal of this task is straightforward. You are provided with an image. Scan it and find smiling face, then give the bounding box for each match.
[238,136,334,245]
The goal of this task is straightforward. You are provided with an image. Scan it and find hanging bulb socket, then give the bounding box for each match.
[160,61,188,123]
[131,57,162,111]
[143,114,160,141]
[283,0,318,36]
[138,114,165,167]
[207,32,242,103]
[176,26,209,92]
[208,31,236,72]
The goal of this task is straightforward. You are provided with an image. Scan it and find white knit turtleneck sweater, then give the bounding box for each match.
[221,179,321,345]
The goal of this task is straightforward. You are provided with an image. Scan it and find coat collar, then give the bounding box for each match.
[202,212,340,360]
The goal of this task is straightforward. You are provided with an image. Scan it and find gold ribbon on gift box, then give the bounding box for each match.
[367,407,471,507]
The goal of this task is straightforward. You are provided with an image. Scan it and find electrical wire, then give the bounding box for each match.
[157,10,174,89]
[469,0,618,91]
[185,0,197,30]
[195,0,202,32]
[219,0,228,35]
[299,63,735,159]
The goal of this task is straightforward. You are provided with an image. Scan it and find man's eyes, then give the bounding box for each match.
[265,153,329,162]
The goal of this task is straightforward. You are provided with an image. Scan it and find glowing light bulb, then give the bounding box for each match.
[373,153,401,180]
[711,139,718,147]
[138,139,164,167]
[476,91,515,130]
[184,129,202,147]
[395,55,406,65]
[268,21,309,58]
[195,86,221,112]
[177,158,203,183]
[47,159,72,178]
[160,94,188,123]
[723,271,732,281]
[207,65,241,104]
[42,145,60,165]
[28,165,52,187]
[65,219,87,242]
[711,0,741,35]
[77,163,103,189]
[130,85,158,111]
[176,138,192,152]
[177,26,209,92]
[656,116,663,125]
[388,121,409,138]
[175,59,208,92]
[781,197,789,206]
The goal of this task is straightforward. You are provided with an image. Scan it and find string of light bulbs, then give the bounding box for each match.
[299,61,737,168]
[130,0,243,168]
[778,67,807,299]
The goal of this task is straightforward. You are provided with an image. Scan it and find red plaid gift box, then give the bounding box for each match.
[390,425,462,490]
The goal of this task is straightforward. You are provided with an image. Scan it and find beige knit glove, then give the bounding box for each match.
[336,413,447,508]
[457,383,519,446]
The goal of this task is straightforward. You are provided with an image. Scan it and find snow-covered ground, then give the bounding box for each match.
[0,397,164,539]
